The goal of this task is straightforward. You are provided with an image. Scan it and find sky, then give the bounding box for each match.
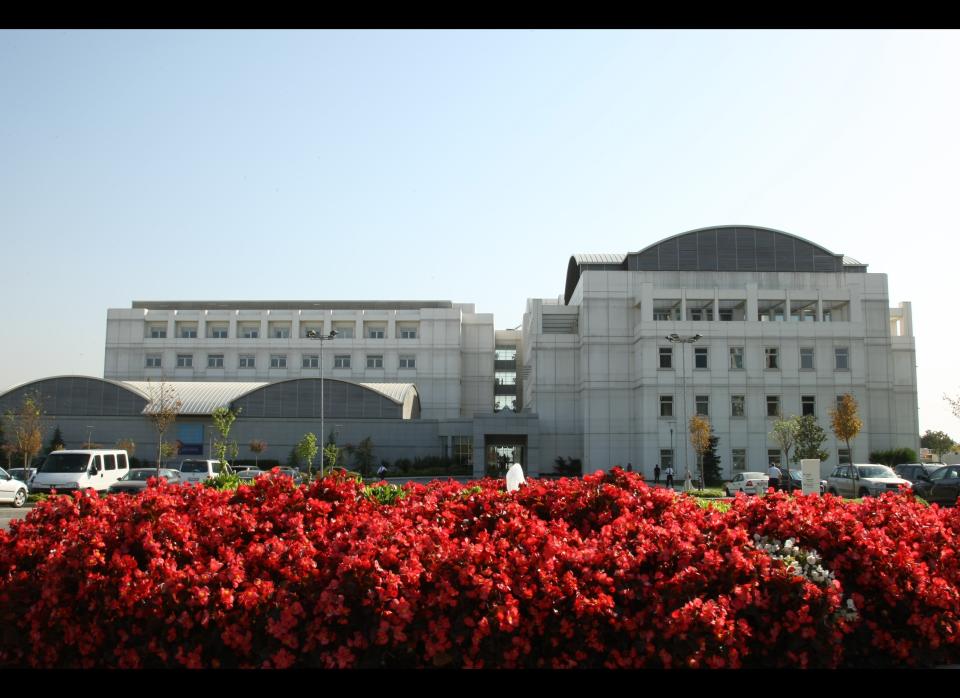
[1,29,959,436]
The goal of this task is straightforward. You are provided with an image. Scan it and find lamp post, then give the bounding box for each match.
[306,328,338,477]
[664,333,702,482]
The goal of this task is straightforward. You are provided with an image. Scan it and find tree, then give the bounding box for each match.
[115,439,136,460]
[4,391,45,471]
[921,430,955,461]
[770,415,801,469]
[211,407,241,471]
[145,381,182,476]
[688,414,711,490]
[46,426,65,454]
[830,393,863,464]
[296,433,319,480]
[794,415,830,464]
[346,437,376,476]
[249,439,267,468]
[701,429,722,487]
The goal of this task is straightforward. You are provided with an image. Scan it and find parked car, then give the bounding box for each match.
[177,459,232,484]
[911,465,960,507]
[724,472,770,496]
[232,465,261,474]
[236,468,265,482]
[894,463,945,484]
[826,464,912,498]
[28,449,130,495]
[109,468,183,494]
[7,467,38,489]
[0,467,29,508]
[271,467,304,485]
[780,469,828,495]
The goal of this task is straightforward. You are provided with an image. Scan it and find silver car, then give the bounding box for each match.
[826,464,912,498]
[724,471,770,496]
[0,467,29,507]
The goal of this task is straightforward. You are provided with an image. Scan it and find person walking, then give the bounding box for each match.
[665,465,674,489]
[626,462,633,472]
[654,463,661,485]
[767,462,782,492]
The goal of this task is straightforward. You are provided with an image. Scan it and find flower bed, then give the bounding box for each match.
[1,468,958,668]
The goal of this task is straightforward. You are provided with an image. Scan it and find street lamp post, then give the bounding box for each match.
[306,328,338,478]
[664,333,702,483]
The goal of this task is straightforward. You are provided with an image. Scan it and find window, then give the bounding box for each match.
[300,325,323,339]
[660,395,674,417]
[729,347,744,370]
[240,324,260,339]
[719,309,734,322]
[400,327,419,339]
[177,323,198,339]
[731,395,745,417]
[453,436,473,466]
[765,347,779,370]
[207,354,224,368]
[767,395,781,417]
[659,347,673,369]
[366,355,384,369]
[696,395,709,416]
[838,449,851,465]
[800,347,815,370]
[208,325,228,339]
[495,347,517,361]
[270,354,287,369]
[399,355,416,369]
[367,327,386,339]
[659,449,674,470]
[802,395,816,417]
[270,324,291,339]
[732,449,746,471]
[333,323,355,338]
[495,371,516,385]
[835,347,849,370]
[145,354,162,368]
[148,324,167,339]
[302,354,319,369]
[768,450,782,467]
[694,347,708,369]
[176,354,193,368]
[239,355,255,369]
[334,355,351,369]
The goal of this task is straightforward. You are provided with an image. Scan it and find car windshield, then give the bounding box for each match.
[787,470,802,480]
[123,469,162,481]
[857,465,897,478]
[180,462,210,473]
[39,453,90,473]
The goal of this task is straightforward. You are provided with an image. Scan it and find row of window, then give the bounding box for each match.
[146,325,419,340]
[658,447,851,471]
[147,354,417,370]
[659,345,850,371]
[659,394,844,419]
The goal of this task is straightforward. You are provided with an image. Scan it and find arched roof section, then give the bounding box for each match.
[565,254,627,305]
[0,376,149,417]
[123,381,268,415]
[228,379,421,420]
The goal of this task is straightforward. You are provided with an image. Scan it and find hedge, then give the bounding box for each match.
[1,469,959,668]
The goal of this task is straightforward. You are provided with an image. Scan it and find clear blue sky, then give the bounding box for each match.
[2,29,958,436]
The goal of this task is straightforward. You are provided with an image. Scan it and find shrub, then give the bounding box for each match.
[1,467,959,668]
[869,448,919,466]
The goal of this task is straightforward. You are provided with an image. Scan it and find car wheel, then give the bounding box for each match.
[13,488,27,508]
[858,488,870,498]
[724,488,732,497]
[828,488,838,496]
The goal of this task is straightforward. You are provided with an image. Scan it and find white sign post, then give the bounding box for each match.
[505,462,526,492]
[800,459,821,496]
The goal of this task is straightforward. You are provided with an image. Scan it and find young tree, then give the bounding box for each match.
[921,430,955,461]
[794,415,830,463]
[296,433,319,480]
[211,407,241,470]
[145,381,182,476]
[4,391,45,471]
[688,415,711,490]
[249,439,267,468]
[346,437,376,477]
[770,415,801,469]
[46,426,65,454]
[701,429,722,487]
[830,393,863,464]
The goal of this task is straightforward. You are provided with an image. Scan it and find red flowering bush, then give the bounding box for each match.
[0,468,958,668]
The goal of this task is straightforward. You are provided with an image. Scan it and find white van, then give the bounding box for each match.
[177,459,232,484]
[29,449,130,495]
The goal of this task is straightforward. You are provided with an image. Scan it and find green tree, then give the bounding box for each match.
[346,437,376,476]
[794,415,830,464]
[830,394,863,464]
[146,381,182,476]
[296,433,319,480]
[4,391,45,471]
[46,426,65,454]
[921,430,955,461]
[211,407,241,470]
[770,415,801,468]
[701,430,722,487]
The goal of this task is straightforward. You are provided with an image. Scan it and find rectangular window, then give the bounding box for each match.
[148,324,167,339]
[767,395,781,417]
[765,347,779,370]
[835,347,849,370]
[659,449,674,470]
[768,449,782,467]
[399,355,417,369]
[302,354,319,369]
[332,323,355,338]
[239,324,260,339]
[838,448,851,465]
[802,395,816,417]
[270,324,291,339]
[207,354,224,368]
[800,347,815,370]
[270,354,287,369]
[239,355,255,369]
[177,323,198,339]
[334,355,351,369]
[367,326,386,339]
[731,395,745,417]
[732,449,746,472]
[300,325,323,339]
[660,395,674,417]
[367,355,384,369]
[695,395,709,416]
[453,436,473,466]
[729,347,744,370]
[176,354,193,368]
[399,326,418,339]
[208,325,229,339]
[495,371,516,385]
[659,347,673,369]
[694,347,708,369]
[145,354,162,368]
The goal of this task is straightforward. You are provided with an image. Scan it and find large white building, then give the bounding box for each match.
[1,225,919,480]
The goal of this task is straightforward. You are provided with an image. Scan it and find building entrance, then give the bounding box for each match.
[484,434,528,476]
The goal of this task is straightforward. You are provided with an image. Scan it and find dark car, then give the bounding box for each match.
[912,465,960,507]
[894,463,945,484]
[780,469,827,495]
[108,468,182,494]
